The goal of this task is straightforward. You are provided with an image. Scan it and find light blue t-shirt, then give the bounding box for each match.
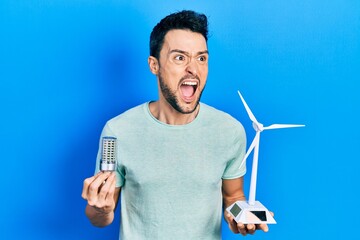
[95,102,246,240]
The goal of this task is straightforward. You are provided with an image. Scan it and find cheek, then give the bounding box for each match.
[199,66,208,81]
[162,65,184,80]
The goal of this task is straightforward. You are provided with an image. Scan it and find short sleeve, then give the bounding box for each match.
[222,123,247,179]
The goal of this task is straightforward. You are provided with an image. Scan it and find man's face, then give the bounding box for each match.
[157,29,209,114]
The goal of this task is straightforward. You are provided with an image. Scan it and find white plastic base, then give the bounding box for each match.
[226,200,276,224]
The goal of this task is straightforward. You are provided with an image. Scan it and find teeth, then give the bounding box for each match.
[182,81,198,86]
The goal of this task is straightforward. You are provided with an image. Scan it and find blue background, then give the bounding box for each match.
[1,1,359,239]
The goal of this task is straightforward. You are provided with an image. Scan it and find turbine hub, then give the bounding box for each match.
[253,122,263,132]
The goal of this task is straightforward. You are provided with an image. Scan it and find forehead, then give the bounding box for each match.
[162,29,208,54]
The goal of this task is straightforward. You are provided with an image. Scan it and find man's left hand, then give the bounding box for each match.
[224,211,272,236]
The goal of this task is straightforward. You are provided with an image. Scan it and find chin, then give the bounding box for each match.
[179,101,200,114]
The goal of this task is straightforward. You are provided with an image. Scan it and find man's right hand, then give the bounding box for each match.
[82,171,118,226]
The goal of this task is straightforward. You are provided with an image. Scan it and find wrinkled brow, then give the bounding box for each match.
[169,49,209,56]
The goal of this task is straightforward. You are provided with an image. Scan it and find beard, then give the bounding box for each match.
[158,71,204,114]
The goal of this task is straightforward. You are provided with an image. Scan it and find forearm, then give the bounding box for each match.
[85,204,115,227]
[222,177,246,208]
[223,192,246,208]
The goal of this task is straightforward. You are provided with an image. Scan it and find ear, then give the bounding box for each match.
[148,56,159,75]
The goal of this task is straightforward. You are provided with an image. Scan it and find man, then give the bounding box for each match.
[82,10,270,239]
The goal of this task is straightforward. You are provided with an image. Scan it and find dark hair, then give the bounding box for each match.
[150,10,208,60]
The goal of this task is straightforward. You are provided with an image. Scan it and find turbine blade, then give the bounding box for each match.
[238,90,259,124]
[263,124,305,130]
[239,132,260,169]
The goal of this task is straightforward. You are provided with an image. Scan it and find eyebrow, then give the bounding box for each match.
[169,49,209,56]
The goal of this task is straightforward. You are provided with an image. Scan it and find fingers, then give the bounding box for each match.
[81,172,101,199]
[225,213,270,236]
[245,224,256,235]
[236,223,269,236]
[99,173,116,202]
[254,211,273,233]
[256,223,269,233]
[236,223,255,236]
[82,172,116,206]
[225,212,256,235]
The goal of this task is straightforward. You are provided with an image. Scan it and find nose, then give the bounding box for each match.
[185,58,198,76]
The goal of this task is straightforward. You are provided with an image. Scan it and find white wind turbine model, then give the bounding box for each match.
[226,90,305,224]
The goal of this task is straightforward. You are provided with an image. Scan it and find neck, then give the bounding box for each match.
[149,101,200,125]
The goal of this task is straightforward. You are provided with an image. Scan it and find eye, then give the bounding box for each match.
[197,55,207,62]
[174,55,186,61]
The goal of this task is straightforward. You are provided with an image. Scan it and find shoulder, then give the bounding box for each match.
[200,103,245,131]
[199,103,246,148]
[105,103,146,131]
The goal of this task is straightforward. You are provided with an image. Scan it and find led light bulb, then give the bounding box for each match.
[100,136,117,171]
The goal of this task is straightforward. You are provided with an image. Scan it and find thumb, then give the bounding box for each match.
[225,212,239,233]
[225,212,232,223]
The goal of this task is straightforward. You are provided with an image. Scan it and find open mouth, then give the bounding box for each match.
[180,81,198,99]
